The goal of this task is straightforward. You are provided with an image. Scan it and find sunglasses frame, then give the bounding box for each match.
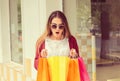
[51,24,64,30]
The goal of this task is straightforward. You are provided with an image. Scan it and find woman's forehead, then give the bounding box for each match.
[51,17,63,24]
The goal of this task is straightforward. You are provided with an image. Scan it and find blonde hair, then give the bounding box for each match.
[36,10,72,48]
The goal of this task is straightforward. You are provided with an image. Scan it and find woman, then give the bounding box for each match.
[34,10,79,70]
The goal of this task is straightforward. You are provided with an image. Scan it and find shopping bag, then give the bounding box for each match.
[78,57,90,81]
[47,56,70,81]
[36,58,50,81]
[67,59,81,81]
[36,56,85,81]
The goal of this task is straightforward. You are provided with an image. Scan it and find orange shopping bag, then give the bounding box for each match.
[67,59,81,81]
[36,58,50,81]
[47,56,70,81]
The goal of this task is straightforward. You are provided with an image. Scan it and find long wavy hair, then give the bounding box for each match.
[36,10,72,48]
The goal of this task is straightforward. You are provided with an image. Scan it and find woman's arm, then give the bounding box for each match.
[69,35,79,57]
[34,41,45,70]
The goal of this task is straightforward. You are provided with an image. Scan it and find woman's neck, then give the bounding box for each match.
[50,35,64,40]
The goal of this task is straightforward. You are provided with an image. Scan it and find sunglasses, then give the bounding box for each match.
[51,24,64,29]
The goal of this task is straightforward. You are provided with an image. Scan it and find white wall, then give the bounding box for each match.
[0,0,3,63]
[63,0,77,37]
[46,0,63,19]
[21,0,41,79]
[0,0,11,63]
[38,0,47,34]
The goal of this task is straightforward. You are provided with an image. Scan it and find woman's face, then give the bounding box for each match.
[50,17,64,40]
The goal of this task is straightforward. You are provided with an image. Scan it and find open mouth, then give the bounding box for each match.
[56,32,59,34]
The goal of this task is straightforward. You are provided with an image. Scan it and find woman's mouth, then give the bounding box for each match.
[56,32,59,34]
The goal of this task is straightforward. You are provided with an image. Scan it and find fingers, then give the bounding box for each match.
[69,48,78,58]
[41,49,47,58]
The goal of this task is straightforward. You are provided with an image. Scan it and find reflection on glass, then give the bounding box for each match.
[9,0,23,64]
[76,0,91,34]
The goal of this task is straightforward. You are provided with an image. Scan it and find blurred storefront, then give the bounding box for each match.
[1,0,120,81]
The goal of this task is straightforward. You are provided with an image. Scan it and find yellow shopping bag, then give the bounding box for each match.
[47,56,70,81]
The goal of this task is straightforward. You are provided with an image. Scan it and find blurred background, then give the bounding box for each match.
[0,0,120,81]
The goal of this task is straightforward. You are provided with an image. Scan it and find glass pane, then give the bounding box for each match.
[76,0,92,33]
[9,0,23,64]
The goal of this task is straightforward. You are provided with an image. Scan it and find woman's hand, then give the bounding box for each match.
[69,48,78,58]
[41,49,48,58]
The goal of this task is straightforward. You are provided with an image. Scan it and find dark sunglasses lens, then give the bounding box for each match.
[59,25,64,29]
[51,24,64,29]
[51,25,57,29]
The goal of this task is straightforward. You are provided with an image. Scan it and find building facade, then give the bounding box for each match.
[0,0,96,81]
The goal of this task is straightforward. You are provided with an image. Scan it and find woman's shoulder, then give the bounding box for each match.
[36,37,45,49]
[68,35,77,41]
[36,33,47,47]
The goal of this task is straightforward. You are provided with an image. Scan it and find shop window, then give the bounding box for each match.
[9,0,23,64]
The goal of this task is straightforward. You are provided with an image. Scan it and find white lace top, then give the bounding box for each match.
[45,37,70,58]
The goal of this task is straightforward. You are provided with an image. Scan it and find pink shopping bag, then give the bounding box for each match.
[78,57,90,81]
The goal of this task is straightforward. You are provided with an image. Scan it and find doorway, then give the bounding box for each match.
[91,0,120,81]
